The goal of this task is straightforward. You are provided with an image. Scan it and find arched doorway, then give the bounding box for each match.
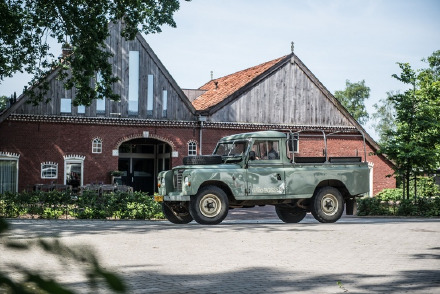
[118,138,172,194]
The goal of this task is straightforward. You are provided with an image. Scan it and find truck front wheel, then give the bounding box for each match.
[311,187,344,223]
[190,186,229,225]
[162,202,193,224]
[275,206,307,223]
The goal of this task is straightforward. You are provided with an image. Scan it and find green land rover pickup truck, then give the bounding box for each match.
[155,130,369,225]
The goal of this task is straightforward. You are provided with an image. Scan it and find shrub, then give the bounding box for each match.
[375,188,403,201]
[357,188,440,217]
[357,197,391,216]
[0,191,164,220]
[41,207,64,219]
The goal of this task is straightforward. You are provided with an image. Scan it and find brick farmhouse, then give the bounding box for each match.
[0,22,395,195]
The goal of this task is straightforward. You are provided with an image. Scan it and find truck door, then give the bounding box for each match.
[246,140,286,197]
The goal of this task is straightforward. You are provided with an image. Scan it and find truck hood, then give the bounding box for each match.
[172,163,241,170]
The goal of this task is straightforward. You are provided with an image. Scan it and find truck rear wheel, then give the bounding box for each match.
[311,186,344,223]
[190,186,229,225]
[162,202,193,224]
[275,206,307,223]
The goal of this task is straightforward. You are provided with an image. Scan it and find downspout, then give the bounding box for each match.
[200,120,203,155]
[198,116,207,155]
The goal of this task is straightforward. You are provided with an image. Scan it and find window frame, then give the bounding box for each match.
[41,162,58,179]
[188,141,197,156]
[252,140,281,160]
[77,105,86,114]
[147,74,154,117]
[128,51,139,115]
[92,138,103,154]
[60,98,72,114]
[0,152,19,193]
[162,89,167,117]
[64,155,85,187]
[96,72,106,115]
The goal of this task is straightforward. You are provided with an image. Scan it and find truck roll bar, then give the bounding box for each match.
[282,129,367,164]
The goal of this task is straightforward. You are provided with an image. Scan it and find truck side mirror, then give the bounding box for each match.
[249,151,256,160]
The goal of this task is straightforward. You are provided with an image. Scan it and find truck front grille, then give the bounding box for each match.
[174,169,184,192]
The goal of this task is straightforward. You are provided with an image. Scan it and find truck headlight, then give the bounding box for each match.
[157,177,161,188]
[184,176,191,187]
[157,176,165,188]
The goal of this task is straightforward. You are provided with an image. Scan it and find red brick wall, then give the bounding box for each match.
[0,121,199,191]
[0,121,395,195]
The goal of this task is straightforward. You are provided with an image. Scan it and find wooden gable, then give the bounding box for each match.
[194,54,354,127]
[9,21,195,121]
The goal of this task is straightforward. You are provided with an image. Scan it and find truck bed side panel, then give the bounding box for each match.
[285,163,369,198]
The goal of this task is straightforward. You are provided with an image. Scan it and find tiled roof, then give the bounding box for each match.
[192,56,287,111]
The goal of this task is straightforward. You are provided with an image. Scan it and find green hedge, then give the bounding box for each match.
[357,189,440,217]
[357,194,440,217]
[357,177,440,217]
[0,191,164,220]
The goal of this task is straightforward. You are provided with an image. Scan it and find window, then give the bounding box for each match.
[0,152,19,193]
[41,162,58,179]
[92,138,102,154]
[64,155,85,189]
[60,98,72,113]
[77,105,85,114]
[147,74,154,116]
[96,72,106,115]
[96,99,105,115]
[288,134,299,153]
[188,141,197,156]
[128,51,139,115]
[162,89,167,117]
[252,140,280,160]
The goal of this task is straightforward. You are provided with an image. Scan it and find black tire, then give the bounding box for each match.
[275,206,307,223]
[189,186,229,225]
[162,202,193,224]
[311,186,344,223]
[183,155,222,165]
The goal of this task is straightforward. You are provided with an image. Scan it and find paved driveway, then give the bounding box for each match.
[1,210,440,293]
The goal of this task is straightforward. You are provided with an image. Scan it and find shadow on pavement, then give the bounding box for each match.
[65,266,440,293]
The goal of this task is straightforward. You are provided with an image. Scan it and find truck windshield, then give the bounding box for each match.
[214,141,248,158]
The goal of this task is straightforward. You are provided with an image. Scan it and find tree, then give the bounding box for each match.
[378,50,440,199]
[0,0,186,106]
[0,95,7,112]
[371,91,397,145]
[334,79,370,125]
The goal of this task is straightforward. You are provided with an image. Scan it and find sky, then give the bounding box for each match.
[1,0,439,140]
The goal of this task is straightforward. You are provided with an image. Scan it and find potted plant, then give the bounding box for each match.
[110,171,123,185]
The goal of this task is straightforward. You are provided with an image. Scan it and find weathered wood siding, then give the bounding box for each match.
[210,61,352,127]
[15,22,195,121]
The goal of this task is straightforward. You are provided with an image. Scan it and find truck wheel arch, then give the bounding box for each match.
[314,180,350,199]
[198,180,235,202]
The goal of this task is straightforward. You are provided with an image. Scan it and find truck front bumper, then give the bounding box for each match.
[154,195,191,202]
